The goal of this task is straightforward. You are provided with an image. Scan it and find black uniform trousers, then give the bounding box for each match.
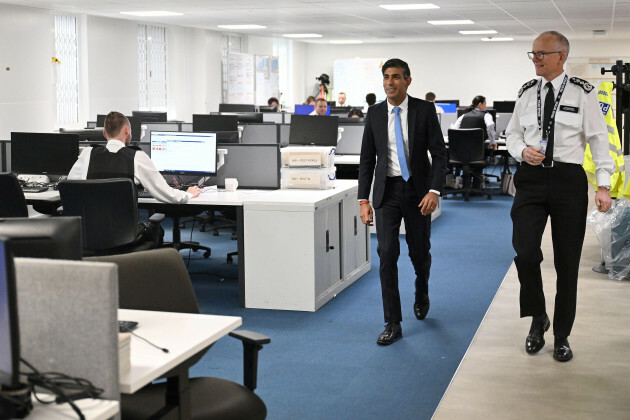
[375,176,432,323]
[510,162,588,338]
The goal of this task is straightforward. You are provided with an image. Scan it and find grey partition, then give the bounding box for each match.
[283,113,291,124]
[495,112,513,136]
[263,113,283,124]
[15,258,120,402]
[180,122,193,132]
[440,113,458,137]
[216,143,280,189]
[141,122,181,142]
[242,123,279,144]
[279,124,290,147]
[0,140,10,172]
[336,124,365,155]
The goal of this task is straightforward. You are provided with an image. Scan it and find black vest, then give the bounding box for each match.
[86,145,138,181]
[460,108,488,140]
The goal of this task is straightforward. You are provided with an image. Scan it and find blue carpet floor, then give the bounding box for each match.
[164,186,516,420]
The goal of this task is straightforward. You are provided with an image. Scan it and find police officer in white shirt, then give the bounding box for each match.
[506,31,614,362]
[68,111,200,203]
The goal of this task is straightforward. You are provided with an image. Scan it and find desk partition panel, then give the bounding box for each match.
[216,143,280,189]
[440,113,458,137]
[262,113,284,124]
[336,124,365,155]
[241,124,279,144]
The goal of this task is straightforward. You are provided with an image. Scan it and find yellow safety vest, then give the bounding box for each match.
[583,82,626,198]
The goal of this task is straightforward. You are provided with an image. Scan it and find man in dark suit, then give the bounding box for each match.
[358,58,448,345]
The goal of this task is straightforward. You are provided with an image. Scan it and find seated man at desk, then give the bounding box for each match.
[68,111,200,203]
[310,98,328,116]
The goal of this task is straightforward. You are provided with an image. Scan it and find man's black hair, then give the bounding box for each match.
[381,58,411,79]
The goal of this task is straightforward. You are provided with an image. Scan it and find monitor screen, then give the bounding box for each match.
[96,114,107,127]
[289,115,339,146]
[151,131,217,176]
[59,128,107,142]
[439,99,460,107]
[492,101,516,113]
[294,105,331,116]
[219,103,256,113]
[0,217,82,260]
[11,132,80,176]
[0,238,19,388]
[193,114,239,132]
[434,103,457,114]
[132,111,167,123]
[258,105,277,113]
[235,113,263,124]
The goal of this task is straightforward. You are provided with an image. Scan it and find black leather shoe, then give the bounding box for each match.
[377,322,402,345]
[553,337,573,362]
[414,295,430,320]
[525,314,550,354]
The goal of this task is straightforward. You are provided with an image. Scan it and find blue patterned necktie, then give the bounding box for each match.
[393,106,410,181]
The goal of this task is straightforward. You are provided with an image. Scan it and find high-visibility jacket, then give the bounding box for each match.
[583,82,626,198]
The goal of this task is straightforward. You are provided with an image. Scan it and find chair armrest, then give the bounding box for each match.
[229,329,271,391]
[149,212,165,224]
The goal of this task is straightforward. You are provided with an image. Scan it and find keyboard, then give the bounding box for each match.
[22,186,49,193]
[137,190,153,198]
[118,320,139,333]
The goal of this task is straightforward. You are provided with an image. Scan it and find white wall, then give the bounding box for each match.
[0,4,55,139]
[301,39,630,107]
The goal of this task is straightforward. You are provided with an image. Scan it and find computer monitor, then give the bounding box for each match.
[0,238,19,389]
[492,101,516,113]
[434,103,457,114]
[258,105,277,113]
[218,104,256,113]
[457,108,497,124]
[193,114,239,132]
[289,115,339,146]
[150,131,217,176]
[96,114,107,127]
[440,99,460,107]
[338,117,365,124]
[131,111,168,123]
[0,217,83,260]
[127,116,142,143]
[330,106,351,115]
[294,105,331,116]
[59,128,107,142]
[234,113,264,124]
[11,132,79,176]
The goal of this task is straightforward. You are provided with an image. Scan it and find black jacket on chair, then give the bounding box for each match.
[358,96,448,208]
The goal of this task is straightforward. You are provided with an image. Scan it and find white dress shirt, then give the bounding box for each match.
[506,71,614,186]
[68,139,192,204]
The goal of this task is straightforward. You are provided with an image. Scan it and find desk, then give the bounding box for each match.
[28,396,119,420]
[119,309,241,419]
[25,181,370,311]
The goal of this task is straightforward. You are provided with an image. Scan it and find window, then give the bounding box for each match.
[273,38,291,107]
[138,24,167,111]
[54,15,79,126]
[221,34,242,103]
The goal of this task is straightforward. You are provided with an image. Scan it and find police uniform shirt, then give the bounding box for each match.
[68,139,192,204]
[451,109,496,143]
[506,71,615,187]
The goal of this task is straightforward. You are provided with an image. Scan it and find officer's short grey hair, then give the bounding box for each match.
[539,31,570,59]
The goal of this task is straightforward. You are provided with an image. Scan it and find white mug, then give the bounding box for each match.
[225,178,238,191]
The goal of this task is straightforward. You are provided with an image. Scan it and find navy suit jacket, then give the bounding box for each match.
[358,96,448,209]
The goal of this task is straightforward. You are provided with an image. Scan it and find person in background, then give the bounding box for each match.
[347,108,364,118]
[425,92,444,114]
[366,93,377,107]
[310,98,328,116]
[451,95,497,150]
[304,96,316,105]
[268,97,280,111]
[338,92,347,106]
[506,30,614,362]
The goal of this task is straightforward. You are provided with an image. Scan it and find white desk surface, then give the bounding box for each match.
[28,396,119,420]
[118,309,241,394]
[334,155,360,165]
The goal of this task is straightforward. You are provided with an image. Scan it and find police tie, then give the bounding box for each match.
[543,82,554,166]
[393,106,410,181]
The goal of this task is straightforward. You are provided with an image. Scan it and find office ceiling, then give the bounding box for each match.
[3,0,630,43]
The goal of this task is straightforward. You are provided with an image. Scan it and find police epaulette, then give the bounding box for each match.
[569,77,594,93]
[518,79,537,98]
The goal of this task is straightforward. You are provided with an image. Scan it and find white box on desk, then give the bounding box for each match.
[281,146,335,168]
[281,166,336,189]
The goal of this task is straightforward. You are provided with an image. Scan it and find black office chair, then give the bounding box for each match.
[444,128,492,201]
[0,173,28,217]
[87,248,269,420]
[163,208,213,258]
[58,178,165,256]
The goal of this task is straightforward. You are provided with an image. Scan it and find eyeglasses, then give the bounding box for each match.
[527,51,562,60]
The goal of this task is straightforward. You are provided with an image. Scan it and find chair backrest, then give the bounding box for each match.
[0,173,28,217]
[15,257,120,401]
[59,178,138,251]
[447,128,486,163]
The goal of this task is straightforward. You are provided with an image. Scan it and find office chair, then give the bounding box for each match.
[87,248,269,420]
[0,172,28,217]
[163,208,213,258]
[58,178,165,256]
[444,128,492,201]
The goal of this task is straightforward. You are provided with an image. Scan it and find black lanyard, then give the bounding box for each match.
[536,75,568,140]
